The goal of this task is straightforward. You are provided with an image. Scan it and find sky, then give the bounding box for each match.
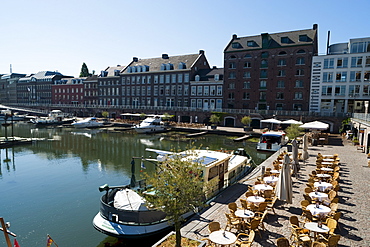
[1,0,370,77]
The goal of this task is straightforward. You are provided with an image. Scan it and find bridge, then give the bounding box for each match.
[0,104,48,117]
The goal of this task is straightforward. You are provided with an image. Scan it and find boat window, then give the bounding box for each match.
[208,166,219,181]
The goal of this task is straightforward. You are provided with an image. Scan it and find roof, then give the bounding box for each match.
[123,52,202,73]
[18,71,66,82]
[103,65,126,77]
[225,25,317,52]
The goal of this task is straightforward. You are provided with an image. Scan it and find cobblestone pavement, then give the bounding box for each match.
[181,134,370,246]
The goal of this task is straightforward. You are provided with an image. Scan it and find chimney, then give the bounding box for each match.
[133,57,138,62]
[199,50,204,55]
[162,54,169,59]
[232,34,237,40]
[313,24,318,30]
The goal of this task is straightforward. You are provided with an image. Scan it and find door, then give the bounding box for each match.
[218,163,225,190]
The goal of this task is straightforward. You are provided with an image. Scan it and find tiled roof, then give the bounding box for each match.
[225,26,317,52]
[123,53,201,73]
[104,65,126,77]
[19,71,64,82]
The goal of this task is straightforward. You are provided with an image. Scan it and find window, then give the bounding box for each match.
[260,80,267,88]
[228,83,235,89]
[323,72,333,82]
[184,85,189,95]
[195,75,200,81]
[281,37,290,43]
[261,59,268,68]
[154,75,158,84]
[296,69,304,76]
[214,74,219,81]
[244,54,252,58]
[204,86,209,96]
[296,57,305,65]
[337,57,348,68]
[247,41,258,47]
[216,86,222,96]
[322,86,332,96]
[351,57,363,67]
[336,71,347,82]
[243,81,251,89]
[159,85,164,95]
[243,71,251,78]
[229,55,237,59]
[295,80,303,88]
[228,92,235,99]
[210,86,216,96]
[350,71,362,82]
[229,62,236,69]
[278,59,286,66]
[278,51,287,56]
[324,58,334,69]
[335,85,346,96]
[191,99,196,108]
[191,86,196,96]
[350,41,370,53]
[159,75,164,83]
[276,92,284,99]
[349,85,360,96]
[177,74,183,83]
[196,86,203,96]
[299,35,308,42]
[278,70,286,77]
[363,85,370,96]
[171,85,176,95]
[260,70,268,78]
[243,92,250,100]
[293,104,302,111]
[165,85,170,95]
[244,61,251,68]
[184,74,189,82]
[229,72,236,79]
[277,80,285,88]
[197,99,202,108]
[259,92,266,100]
[178,62,186,69]
[232,42,242,49]
[297,49,306,54]
[171,74,176,83]
[294,92,303,99]
[366,56,370,67]
[276,103,283,110]
[261,52,269,58]
[365,71,370,81]
[165,75,170,83]
[177,85,182,95]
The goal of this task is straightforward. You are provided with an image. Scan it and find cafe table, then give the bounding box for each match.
[247,195,265,206]
[323,158,335,162]
[263,176,279,184]
[320,167,333,173]
[309,191,329,202]
[304,222,329,240]
[270,169,280,174]
[254,184,273,192]
[235,209,255,219]
[320,161,333,166]
[316,174,331,180]
[209,230,237,246]
[307,204,331,217]
[314,181,333,192]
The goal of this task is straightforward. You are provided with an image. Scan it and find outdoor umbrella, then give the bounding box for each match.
[302,134,309,161]
[275,154,293,204]
[299,121,329,130]
[261,118,281,130]
[291,139,299,175]
[281,119,303,125]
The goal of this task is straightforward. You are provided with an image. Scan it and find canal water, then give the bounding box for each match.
[0,123,271,247]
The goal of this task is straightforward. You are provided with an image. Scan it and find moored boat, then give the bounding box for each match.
[93,147,255,238]
[256,130,289,152]
[133,116,167,134]
[32,110,75,126]
[71,117,104,128]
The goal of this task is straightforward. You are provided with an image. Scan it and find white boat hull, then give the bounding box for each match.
[134,127,166,133]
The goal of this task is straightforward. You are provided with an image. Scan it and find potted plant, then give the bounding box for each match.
[241,116,252,131]
[209,114,220,130]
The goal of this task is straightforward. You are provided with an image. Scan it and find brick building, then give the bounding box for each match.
[223,24,318,111]
[52,77,86,105]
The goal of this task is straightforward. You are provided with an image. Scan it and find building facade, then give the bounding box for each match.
[98,65,125,106]
[52,77,86,105]
[223,24,318,111]
[119,50,210,109]
[83,75,99,106]
[0,73,26,103]
[309,37,370,115]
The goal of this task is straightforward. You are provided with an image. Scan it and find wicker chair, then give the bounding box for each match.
[235,230,255,247]
[208,221,221,233]
[276,237,294,247]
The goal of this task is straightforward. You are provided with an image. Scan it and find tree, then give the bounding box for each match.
[79,62,90,77]
[285,124,303,140]
[241,116,252,127]
[142,148,206,247]
[209,114,220,125]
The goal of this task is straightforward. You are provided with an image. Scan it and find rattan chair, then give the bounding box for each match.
[276,237,294,247]
[318,234,340,247]
[225,212,243,232]
[208,221,221,233]
[235,230,255,247]
[244,219,262,238]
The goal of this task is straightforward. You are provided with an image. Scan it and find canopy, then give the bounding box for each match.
[275,154,293,204]
[299,121,329,130]
[281,119,303,125]
[114,189,148,211]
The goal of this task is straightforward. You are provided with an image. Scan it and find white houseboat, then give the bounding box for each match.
[133,115,167,134]
[256,131,289,152]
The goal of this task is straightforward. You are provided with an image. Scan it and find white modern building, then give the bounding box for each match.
[310,37,370,116]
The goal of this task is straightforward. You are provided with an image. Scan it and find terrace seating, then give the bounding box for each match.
[276,237,294,247]
[208,221,221,233]
[235,230,255,247]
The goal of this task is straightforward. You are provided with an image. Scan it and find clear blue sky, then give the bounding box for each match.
[1,0,369,77]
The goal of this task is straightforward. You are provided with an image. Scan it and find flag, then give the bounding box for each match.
[140,160,146,170]
[46,235,53,247]
[14,239,20,247]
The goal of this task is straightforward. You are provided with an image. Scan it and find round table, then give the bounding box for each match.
[317,174,331,179]
[309,192,329,202]
[320,162,333,166]
[321,167,333,172]
[323,158,335,162]
[247,196,265,205]
[209,230,237,246]
[234,209,255,219]
[254,184,273,192]
[270,169,280,174]
[304,222,330,240]
[263,176,279,184]
[307,204,331,217]
[314,181,333,192]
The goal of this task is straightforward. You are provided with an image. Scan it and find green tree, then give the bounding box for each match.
[285,124,303,139]
[241,116,252,127]
[79,62,90,77]
[142,148,206,247]
[209,114,220,125]
[101,111,109,118]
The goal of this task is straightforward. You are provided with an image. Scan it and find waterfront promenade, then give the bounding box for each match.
[181,127,370,246]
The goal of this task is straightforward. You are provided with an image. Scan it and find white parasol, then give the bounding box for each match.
[291,139,299,176]
[281,119,303,125]
[261,118,281,129]
[275,154,293,204]
[302,134,309,161]
[299,121,329,130]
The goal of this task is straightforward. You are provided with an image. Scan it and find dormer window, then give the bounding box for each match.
[299,35,308,42]
[136,66,141,72]
[160,64,166,70]
[232,42,242,49]
[127,67,132,73]
[214,74,219,81]
[166,63,173,70]
[195,75,200,81]
[178,62,186,69]
[131,66,137,73]
[247,41,258,47]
